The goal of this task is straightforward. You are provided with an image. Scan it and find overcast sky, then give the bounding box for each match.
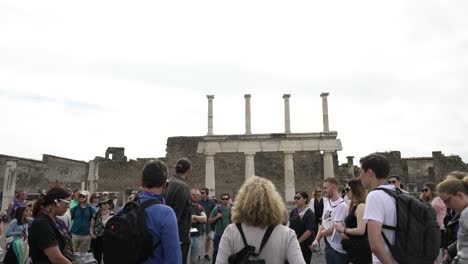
[1,0,467,165]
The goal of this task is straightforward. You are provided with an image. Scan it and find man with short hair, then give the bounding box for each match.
[198,187,216,261]
[189,189,207,264]
[360,153,397,263]
[138,159,181,263]
[387,175,408,193]
[70,190,95,252]
[312,177,348,263]
[208,193,231,264]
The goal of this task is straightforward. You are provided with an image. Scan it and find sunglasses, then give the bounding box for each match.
[59,199,71,205]
[79,195,86,198]
[200,192,206,194]
[294,196,302,200]
[93,196,100,199]
[421,188,429,193]
[388,180,397,184]
[344,187,351,193]
[316,190,321,193]
[221,198,229,201]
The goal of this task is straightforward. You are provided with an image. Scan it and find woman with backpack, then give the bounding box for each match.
[90,198,114,264]
[215,176,305,264]
[28,185,74,264]
[437,176,468,264]
[334,178,372,264]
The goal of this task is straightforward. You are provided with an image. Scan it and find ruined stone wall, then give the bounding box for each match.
[97,160,147,192]
[432,151,468,183]
[404,158,434,193]
[0,154,85,192]
[165,137,336,199]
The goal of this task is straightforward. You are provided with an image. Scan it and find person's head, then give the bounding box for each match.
[33,185,72,217]
[191,188,200,203]
[346,178,367,204]
[200,187,209,199]
[420,182,437,202]
[220,193,230,206]
[322,177,339,198]
[231,176,285,227]
[436,177,468,213]
[294,191,309,207]
[313,187,322,199]
[17,190,27,200]
[388,175,402,189]
[359,154,390,188]
[141,159,168,189]
[446,171,468,180]
[15,206,30,224]
[98,198,113,210]
[90,193,100,204]
[101,191,109,199]
[73,189,80,201]
[175,158,192,176]
[78,191,89,205]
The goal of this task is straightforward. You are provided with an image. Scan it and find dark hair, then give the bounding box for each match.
[388,175,400,182]
[221,193,230,199]
[201,187,209,195]
[142,160,168,188]
[296,191,309,203]
[347,178,367,205]
[15,206,27,225]
[360,154,390,179]
[32,185,71,217]
[175,158,191,174]
[423,182,437,201]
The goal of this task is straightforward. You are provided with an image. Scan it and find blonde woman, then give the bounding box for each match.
[437,177,468,264]
[216,176,305,264]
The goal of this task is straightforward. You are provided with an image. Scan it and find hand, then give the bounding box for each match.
[311,240,320,247]
[216,212,222,218]
[340,233,349,240]
[91,234,97,239]
[334,222,345,232]
[443,249,451,263]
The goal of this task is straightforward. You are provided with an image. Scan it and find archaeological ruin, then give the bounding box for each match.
[1,93,467,210]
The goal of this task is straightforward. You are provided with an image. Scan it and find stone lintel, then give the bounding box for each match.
[207,95,215,100]
[244,94,251,98]
[320,92,329,97]
[283,94,291,99]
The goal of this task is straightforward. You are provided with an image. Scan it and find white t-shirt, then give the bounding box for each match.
[322,196,348,253]
[363,185,398,264]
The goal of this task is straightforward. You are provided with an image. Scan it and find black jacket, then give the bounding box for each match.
[164,175,192,244]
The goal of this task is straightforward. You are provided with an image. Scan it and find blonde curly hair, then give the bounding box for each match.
[231,176,285,227]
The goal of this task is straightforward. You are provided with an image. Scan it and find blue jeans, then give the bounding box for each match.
[325,242,347,264]
[190,235,202,263]
[212,234,221,264]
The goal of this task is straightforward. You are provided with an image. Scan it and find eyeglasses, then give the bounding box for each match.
[441,196,452,205]
[221,198,229,201]
[59,199,71,206]
[294,196,302,200]
[344,187,351,193]
[421,188,429,193]
[388,180,397,184]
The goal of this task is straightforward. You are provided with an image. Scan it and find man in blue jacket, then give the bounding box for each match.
[139,159,181,264]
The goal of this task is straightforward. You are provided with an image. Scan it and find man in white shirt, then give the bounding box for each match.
[312,177,348,264]
[360,154,397,264]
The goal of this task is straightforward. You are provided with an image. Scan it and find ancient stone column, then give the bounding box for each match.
[205,154,216,197]
[284,152,295,202]
[245,153,255,179]
[244,94,252,135]
[347,156,355,177]
[320,92,330,132]
[323,151,334,179]
[1,160,17,214]
[283,94,291,134]
[207,95,215,135]
[87,161,99,194]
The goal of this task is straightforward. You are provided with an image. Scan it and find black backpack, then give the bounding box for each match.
[228,224,275,264]
[103,199,162,264]
[374,188,440,264]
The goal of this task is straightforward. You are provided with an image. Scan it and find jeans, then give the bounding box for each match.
[325,242,347,264]
[190,236,203,263]
[212,234,221,264]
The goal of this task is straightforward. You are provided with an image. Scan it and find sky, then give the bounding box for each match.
[1,0,467,164]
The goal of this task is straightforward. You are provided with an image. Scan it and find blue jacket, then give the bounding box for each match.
[139,192,181,264]
[70,204,95,236]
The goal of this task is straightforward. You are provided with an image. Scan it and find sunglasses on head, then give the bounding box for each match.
[388,180,397,184]
[421,188,429,193]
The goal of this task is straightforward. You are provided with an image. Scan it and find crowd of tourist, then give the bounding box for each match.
[0,153,466,264]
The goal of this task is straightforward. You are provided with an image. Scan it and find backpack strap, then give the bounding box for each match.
[258,225,275,254]
[235,223,249,248]
[373,188,398,231]
[139,198,163,208]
